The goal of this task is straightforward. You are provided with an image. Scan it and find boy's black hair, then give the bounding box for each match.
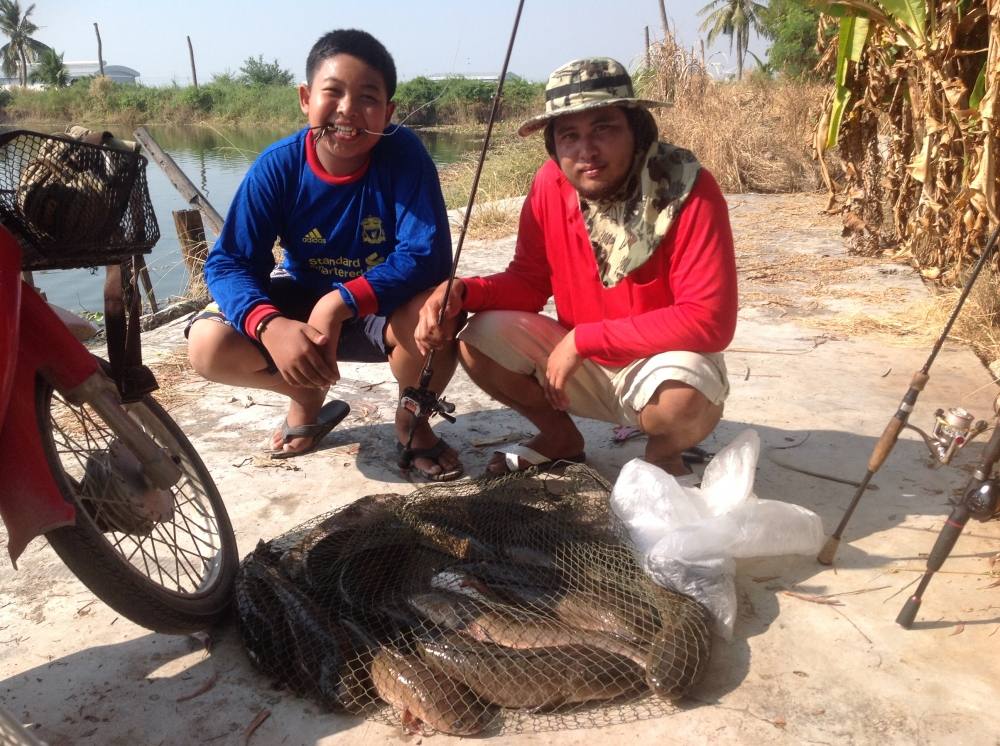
[305,29,397,99]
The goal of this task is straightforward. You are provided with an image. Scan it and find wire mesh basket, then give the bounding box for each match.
[0,129,159,271]
[235,465,712,735]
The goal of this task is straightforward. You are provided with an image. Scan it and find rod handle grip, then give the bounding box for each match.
[868,415,906,472]
[817,535,840,565]
[896,595,920,629]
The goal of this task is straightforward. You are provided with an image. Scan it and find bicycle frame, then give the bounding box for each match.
[0,227,180,565]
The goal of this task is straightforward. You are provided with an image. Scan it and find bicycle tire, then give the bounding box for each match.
[36,369,239,633]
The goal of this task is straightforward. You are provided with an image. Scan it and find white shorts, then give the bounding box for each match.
[458,310,730,427]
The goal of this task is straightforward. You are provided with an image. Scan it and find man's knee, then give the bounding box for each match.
[639,381,720,434]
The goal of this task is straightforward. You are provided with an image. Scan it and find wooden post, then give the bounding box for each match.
[187,35,198,89]
[658,0,669,39]
[645,26,651,68]
[94,23,104,76]
[173,209,209,301]
[133,126,225,235]
[133,254,158,313]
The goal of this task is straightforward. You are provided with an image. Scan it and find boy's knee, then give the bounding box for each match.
[186,322,226,379]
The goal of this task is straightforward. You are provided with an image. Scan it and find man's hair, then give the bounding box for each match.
[543,105,658,159]
[305,29,397,99]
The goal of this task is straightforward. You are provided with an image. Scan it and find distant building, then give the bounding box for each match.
[64,61,141,85]
[0,60,141,89]
[426,72,523,83]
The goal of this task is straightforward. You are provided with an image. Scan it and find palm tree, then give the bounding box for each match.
[698,0,768,81]
[0,1,48,87]
[30,47,66,88]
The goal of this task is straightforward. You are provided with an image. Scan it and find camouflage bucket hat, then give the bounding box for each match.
[518,57,668,137]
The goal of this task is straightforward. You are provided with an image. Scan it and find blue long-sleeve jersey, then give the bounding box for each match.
[204,125,452,334]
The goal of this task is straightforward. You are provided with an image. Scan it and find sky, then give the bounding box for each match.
[32,0,769,86]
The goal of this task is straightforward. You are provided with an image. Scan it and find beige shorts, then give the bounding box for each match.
[458,310,730,427]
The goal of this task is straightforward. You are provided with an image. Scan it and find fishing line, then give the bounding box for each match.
[397,0,527,471]
[313,42,474,140]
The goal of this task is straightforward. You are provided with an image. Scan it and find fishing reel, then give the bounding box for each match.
[397,386,457,470]
[904,407,988,465]
[400,386,456,424]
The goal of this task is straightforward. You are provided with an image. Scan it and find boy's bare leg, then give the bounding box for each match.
[459,341,585,474]
[385,291,463,477]
[187,320,328,454]
[638,381,722,476]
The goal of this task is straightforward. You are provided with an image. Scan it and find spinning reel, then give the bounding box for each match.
[896,405,1000,628]
[905,406,988,465]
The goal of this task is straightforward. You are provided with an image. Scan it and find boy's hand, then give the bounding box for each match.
[415,278,465,356]
[306,291,354,381]
[259,317,337,388]
[544,329,582,412]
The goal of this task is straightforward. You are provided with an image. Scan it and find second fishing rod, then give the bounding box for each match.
[818,221,1000,566]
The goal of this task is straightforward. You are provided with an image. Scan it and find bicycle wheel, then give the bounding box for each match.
[36,371,238,633]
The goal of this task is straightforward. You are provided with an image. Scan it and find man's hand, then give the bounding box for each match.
[544,329,583,411]
[415,278,465,356]
[259,316,337,388]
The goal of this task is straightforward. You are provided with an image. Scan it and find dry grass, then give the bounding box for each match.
[655,79,831,194]
[439,127,546,239]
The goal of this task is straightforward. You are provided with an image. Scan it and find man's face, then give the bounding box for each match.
[298,53,395,176]
[552,106,635,200]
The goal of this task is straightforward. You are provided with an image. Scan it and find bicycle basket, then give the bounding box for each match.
[0,129,160,271]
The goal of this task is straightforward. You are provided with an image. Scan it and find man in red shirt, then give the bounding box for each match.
[416,57,737,480]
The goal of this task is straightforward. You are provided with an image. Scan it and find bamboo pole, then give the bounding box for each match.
[173,209,209,301]
[133,254,158,312]
[133,127,224,235]
[94,23,104,76]
[187,35,198,89]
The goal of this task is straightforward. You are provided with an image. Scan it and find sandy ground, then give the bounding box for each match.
[2,192,1000,745]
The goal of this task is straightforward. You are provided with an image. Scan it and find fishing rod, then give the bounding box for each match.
[817,222,1000,565]
[397,0,527,471]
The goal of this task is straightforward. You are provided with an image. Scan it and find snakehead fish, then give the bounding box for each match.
[417,633,645,709]
[369,648,493,735]
[407,590,650,668]
[238,561,368,712]
[641,584,713,700]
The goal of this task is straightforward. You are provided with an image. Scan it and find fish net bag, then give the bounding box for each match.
[235,465,713,735]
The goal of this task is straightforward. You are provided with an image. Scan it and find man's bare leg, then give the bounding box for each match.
[187,320,327,455]
[386,291,463,477]
[638,381,722,476]
[459,341,584,473]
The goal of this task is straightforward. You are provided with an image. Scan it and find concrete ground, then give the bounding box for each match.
[2,193,999,745]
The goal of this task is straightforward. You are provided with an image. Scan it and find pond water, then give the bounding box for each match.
[26,124,480,314]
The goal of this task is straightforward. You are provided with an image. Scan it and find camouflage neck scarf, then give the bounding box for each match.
[580,140,701,287]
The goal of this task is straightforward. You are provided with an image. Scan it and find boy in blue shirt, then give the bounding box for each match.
[187,29,463,480]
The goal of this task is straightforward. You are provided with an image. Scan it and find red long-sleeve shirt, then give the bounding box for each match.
[462,160,738,368]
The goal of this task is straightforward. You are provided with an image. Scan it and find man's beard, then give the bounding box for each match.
[576,181,622,202]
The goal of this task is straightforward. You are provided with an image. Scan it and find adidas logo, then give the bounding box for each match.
[302,228,325,244]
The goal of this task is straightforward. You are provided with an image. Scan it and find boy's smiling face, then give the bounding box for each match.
[299,52,395,176]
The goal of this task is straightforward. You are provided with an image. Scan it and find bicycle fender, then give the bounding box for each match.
[0,361,75,567]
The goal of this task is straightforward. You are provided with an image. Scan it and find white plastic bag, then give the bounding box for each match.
[611,429,824,638]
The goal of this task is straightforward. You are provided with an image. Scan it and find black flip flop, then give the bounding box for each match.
[396,438,465,482]
[267,399,350,459]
